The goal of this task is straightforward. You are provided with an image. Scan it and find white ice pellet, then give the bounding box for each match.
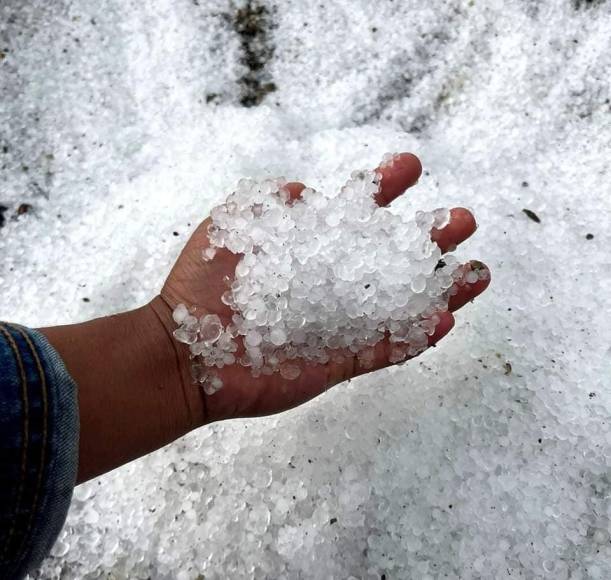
[269,327,287,346]
[173,326,198,345]
[279,362,301,380]
[199,314,223,344]
[465,270,479,284]
[202,373,223,395]
[202,247,217,261]
[432,207,451,229]
[172,303,189,324]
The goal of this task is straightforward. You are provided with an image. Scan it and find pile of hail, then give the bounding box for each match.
[172,155,485,395]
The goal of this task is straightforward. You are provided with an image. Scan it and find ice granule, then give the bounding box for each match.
[172,161,458,390]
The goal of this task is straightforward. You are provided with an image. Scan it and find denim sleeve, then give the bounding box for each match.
[0,323,79,580]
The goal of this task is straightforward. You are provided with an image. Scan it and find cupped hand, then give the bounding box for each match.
[151,154,490,425]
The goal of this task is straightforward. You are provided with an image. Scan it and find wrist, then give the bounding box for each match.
[40,300,207,482]
[145,295,208,429]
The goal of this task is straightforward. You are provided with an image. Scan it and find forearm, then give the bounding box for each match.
[39,298,204,484]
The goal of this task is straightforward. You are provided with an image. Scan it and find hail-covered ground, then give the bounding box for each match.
[0,1,609,579]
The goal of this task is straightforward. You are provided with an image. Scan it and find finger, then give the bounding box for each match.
[355,310,456,376]
[325,310,456,387]
[448,260,491,312]
[374,152,422,207]
[432,207,477,253]
[286,154,421,208]
[284,181,306,203]
[427,310,456,345]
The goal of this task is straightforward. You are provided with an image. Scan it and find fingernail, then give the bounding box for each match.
[470,260,486,272]
[469,260,491,282]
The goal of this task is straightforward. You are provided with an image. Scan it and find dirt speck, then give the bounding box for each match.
[522,208,541,223]
[17,203,32,216]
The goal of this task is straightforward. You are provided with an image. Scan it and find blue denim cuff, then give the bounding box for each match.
[0,324,79,580]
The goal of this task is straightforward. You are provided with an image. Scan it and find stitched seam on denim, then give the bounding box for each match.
[0,324,30,564]
[8,326,49,571]
[14,329,79,576]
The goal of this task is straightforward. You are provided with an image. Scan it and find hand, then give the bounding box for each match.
[151,153,490,425]
[41,152,489,482]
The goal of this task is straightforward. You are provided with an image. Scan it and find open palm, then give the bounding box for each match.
[156,153,490,424]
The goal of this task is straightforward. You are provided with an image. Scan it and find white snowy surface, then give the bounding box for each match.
[1,0,610,578]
